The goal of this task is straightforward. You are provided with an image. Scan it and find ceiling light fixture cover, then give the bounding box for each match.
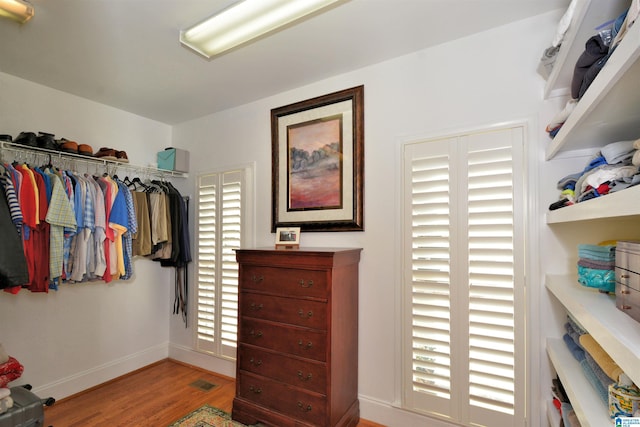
[0,0,33,23]
[180,0,344,59]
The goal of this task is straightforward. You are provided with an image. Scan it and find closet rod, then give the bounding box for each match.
[0,141,187,178]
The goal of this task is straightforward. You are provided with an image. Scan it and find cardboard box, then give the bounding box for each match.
[157,148,189,172]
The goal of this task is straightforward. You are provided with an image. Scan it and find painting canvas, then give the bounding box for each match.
[288,116,343,210]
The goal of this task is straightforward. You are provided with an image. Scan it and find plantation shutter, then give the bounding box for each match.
[196,169,246,359]
[402,126,525,427]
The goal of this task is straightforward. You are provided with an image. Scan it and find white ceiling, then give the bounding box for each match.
[0,0,568,125]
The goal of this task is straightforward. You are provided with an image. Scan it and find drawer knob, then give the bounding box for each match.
[252,275,264,283]
[249,357,262,366]
[621,289,631,295]
[297,401,312,412]
[249,385,262,394]
[250,303,264,311]
[298,340,313,349]
[298,309,313,319]
[619,304,632,310]
[621,274,630,279]
[297,371,313,381]
[250,330,263,338]
[298,279,314,288]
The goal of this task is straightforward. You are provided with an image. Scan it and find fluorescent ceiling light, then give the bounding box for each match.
[180,0,344,59]
[0,0,33,23]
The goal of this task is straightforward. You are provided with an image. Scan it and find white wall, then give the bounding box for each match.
[170,11,562,426]
[0,72,176,399]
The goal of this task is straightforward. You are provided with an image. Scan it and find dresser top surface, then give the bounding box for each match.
[237,247,362,253]
[236,247,362,267]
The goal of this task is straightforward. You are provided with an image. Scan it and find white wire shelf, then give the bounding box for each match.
[0,141,187,178]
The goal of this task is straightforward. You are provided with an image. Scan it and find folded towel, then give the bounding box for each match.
[568,314,587,335]
[0,388,8,399]
[601,140,635,164]
[584,352,614,392]
[563,333,585,361]
[577,258,615,270]
[577,265,615,293]
[564,322,583,348]
[578,244,616,261]
[579,334,623,381]
[580,358,609,404]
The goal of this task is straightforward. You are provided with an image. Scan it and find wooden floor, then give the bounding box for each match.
[44,359,385,427]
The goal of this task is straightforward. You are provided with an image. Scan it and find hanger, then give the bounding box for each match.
[131,176,152,191]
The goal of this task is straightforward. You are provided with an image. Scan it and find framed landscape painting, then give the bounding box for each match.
[271,85,364,232]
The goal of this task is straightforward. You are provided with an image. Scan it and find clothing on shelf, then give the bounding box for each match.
[549,139,640,211]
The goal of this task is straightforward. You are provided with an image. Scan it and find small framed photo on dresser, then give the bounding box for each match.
[275,227,300,249]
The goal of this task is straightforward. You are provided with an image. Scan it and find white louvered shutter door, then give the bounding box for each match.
[196,170,246,359]
[403,126,525,427]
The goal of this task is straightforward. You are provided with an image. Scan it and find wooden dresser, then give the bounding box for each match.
[232,248,362,427]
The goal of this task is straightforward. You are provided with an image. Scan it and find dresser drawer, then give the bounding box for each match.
[616,240,640,272]
[615,267,640,292]
[616,282,640,323]
[238,344,327,394]
[240,293,327,329]
[240,318,327,362]
[238,372,326,426]
[241,265,328,299]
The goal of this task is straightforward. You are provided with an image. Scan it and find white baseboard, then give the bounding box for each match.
[359,394,457,427]
[32,343,169,400]
[168,342,236,378]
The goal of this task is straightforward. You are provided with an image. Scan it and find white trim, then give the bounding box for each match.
[168,342,236,378]
[32,342,169,400]
[360,394,462,427]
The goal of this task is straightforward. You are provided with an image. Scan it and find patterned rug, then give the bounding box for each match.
[168,405,252,427]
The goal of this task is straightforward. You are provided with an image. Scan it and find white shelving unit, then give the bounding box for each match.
[542,0,640,423]
[546,276,640,388]
[546,338,611,427]
[544,0,629,99]
[546,184,640,223]
[545,0,640,160]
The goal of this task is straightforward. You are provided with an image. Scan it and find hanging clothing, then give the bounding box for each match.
[0,152,188,294]
[131,190,151,257]
[45,173,76,285]
[0,188,28,289]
